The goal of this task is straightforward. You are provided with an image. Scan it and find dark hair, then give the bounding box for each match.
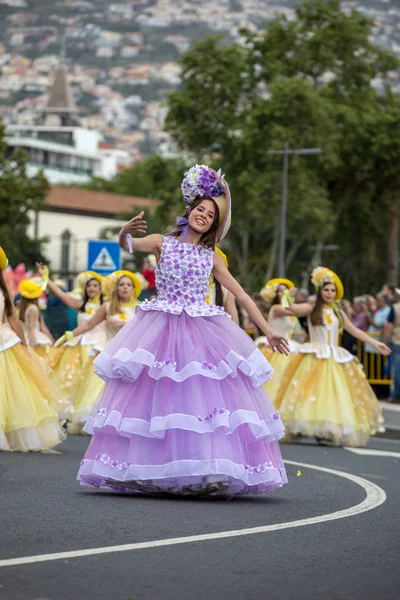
[384,283,396,294]
[272,285,288,306]
[168,197,220,249]
[0,268,13,317]
[19,297,39,322]
[79,278,103,313]
[214,279,224,307]
[251,293,269,320]
[310,284,343,331]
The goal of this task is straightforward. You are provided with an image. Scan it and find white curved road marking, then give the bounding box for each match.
[344,447,400,458]
[0,460,386,568]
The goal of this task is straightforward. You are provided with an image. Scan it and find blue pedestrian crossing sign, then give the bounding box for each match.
[88,240,121,275]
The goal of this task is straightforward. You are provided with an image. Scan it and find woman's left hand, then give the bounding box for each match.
[35,262,49,278]
[266,331,291,355]
[376,342,391,356]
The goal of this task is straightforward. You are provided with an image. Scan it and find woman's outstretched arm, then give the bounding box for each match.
[119,212,163,256]
[213,253,290,354]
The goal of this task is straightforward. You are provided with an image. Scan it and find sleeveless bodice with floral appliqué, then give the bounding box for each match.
[138,236,227,318]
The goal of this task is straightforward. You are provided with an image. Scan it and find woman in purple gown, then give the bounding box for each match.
[78,165,290,496]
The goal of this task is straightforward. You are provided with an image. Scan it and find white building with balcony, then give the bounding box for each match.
[6,64,131,184]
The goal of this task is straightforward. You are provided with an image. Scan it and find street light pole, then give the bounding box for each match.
[268,143,323,278]
[279,141,289,279]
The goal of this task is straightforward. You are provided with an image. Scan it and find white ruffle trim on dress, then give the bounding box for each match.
[84,407,284,442]
[0,324,21,352]
[137,298,231,319]
[94,347,274,388]
[297,343,354,363]
[79,456,287,494]
[0,421,65,452]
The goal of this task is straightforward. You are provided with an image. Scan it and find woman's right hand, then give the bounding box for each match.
[123,211,148,235]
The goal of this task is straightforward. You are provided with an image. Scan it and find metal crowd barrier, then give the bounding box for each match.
[356,332,392,385]
[250,327,391,386]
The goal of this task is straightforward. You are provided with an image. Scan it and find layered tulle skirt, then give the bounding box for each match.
[70,355,105,428]
[53,343,91,407]
[34,343,64,372]
[0,343,66,451]
[78,309,288,496]
[274,343,385,447]
[257,339,300,403]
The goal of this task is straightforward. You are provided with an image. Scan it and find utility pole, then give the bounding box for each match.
[268,142,323,277]
[309,242,340,267]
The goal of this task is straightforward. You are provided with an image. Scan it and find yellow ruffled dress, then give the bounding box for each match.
[0,291,66,451]
[257,314,300,402]
[274,307,384,447]
[71,302,137,428]
[23,304,62,372]
[53,299,107,407]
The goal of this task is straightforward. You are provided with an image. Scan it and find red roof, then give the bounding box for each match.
[46,186,160,216]
[98,141,116,150]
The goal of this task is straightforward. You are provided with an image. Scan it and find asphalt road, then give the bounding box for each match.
[0,435,399,600]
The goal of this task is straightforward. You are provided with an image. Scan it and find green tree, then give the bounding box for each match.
[84,154,192,269]
[0,122,49,267]
[328,92,400,290]
[165,0,399,292]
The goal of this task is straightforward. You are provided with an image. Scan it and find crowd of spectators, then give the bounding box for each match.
[242,283,399,403]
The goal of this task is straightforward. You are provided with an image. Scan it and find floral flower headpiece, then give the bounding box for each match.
[311,266,344,300]
[102,270,142,300]
[260,278,295,303]
[179,164,231,241]
[181,164,225,204]
[260,283,278,303]
[77,271,104,291]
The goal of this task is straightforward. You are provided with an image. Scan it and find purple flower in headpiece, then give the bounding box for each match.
[181,164,226,204]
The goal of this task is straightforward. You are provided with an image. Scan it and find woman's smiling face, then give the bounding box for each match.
[321,283,337,304]
[86,279,101,298]
[188,199,216,235]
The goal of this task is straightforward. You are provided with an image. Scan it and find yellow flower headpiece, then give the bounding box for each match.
[19,279,43,300]
[311,266,344,301]
[215,247,228,267]
[260,284,277,303]
[134,271,149,290]
[77,271,104,290]
[260,278,295,303]
[102,270,142,299]
[0,247,8,271]
[267,278,295,290]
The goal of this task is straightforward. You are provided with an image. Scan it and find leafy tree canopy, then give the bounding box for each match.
[0,122,49,268]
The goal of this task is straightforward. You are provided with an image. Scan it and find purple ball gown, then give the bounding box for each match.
[78,236,288,496]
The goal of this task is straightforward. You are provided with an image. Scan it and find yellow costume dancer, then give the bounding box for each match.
[257,279,299,401]
[0,248,65,451]
[274,267,389,447]
[18,277,61,371]
[60,270,141,430]
[40,269,107,408]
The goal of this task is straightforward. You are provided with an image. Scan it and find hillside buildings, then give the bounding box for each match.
[5,63,132,184]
